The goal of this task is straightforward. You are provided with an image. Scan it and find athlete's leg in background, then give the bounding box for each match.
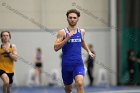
[1,73,10,93]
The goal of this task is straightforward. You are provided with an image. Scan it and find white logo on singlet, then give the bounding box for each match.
[68,38,81,42]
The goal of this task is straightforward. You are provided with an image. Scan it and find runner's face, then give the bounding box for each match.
[1,32,10,43]
[67,13,79,26]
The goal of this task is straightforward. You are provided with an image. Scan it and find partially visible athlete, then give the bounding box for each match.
[0,31,18,93]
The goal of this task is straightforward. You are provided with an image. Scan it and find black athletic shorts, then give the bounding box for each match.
[0,70,14,84]
[35,63,42,68]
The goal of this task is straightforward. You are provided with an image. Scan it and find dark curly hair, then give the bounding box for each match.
[66,9,80,18]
